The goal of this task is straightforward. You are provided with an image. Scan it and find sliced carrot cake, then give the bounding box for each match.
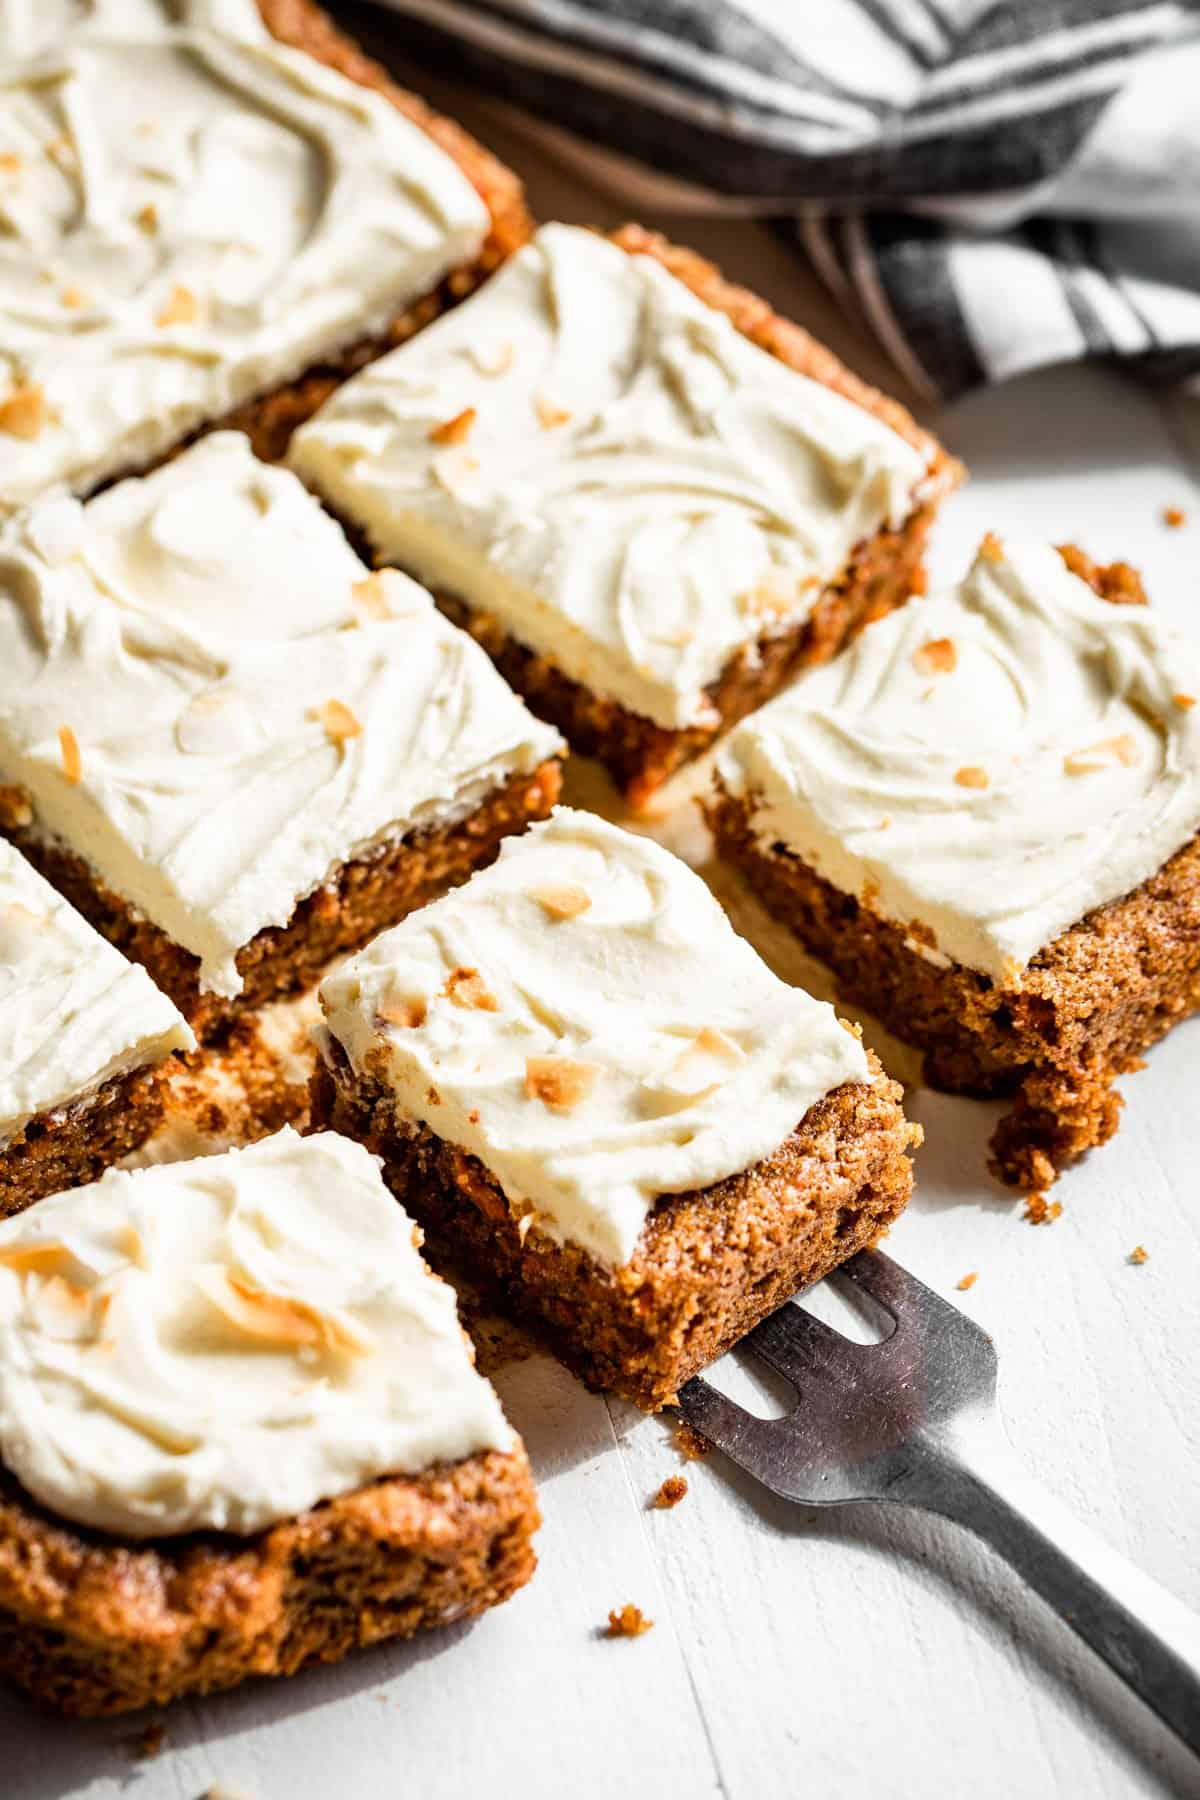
[313,808,918,1410]
[0,1127,539,1716]
[0,838,192,1217]
[0,433,563,1038]
[0,0,530,505]
[287,222,962,805]
[710,536,1200,1190]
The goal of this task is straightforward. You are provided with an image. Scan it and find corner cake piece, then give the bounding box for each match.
[0,1128,538,1717]
[710,536,1200,1191]
[0,0,530,507]
[0,433,563,1039]
[287,222,962,806]
[0,839,193,1218]
[313,808,919,1410]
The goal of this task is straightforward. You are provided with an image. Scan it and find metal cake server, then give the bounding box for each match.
[676,1249,1200,1757]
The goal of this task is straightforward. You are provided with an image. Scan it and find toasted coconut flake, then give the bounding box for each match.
[956,1271,978,1292]
[0,382,47,440]
[59,285,88,309]
[532,882,592,921]
[535,393,572,429]
[978,532,1004,563]
[913,636,957,676]
[429,405,477,446]
[194,1266,374,1357]
[351,572,393,622]
[156,283,198,328]
[310,698,362,747]
[135,201,158,232]
[58,724,81,784]
[1063,733,1139,776]
[605,1604,653,1639]
[1172,692,1195,711]
[525,1056,601,1111]
[0,1242,74,1278]
[120,1224,146,1268]
[954,765,989,790]
[443,966,500,1012]
[378,995,427,1030]
[0,152,20,176]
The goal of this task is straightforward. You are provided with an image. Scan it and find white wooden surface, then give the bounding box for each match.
[3,93,1200,1800]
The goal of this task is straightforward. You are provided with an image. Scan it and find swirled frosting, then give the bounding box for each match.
[287,223,933,732]
[0,837,192,1145]
[0,1128,513,1537]
[718,538,1200,982]
[318,807,870,1267]
[0,433,562,996]
[0,0,488,508]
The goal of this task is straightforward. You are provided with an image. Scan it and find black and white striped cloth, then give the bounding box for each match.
[361,0,1200,401]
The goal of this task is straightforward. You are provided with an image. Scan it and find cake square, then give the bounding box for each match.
[313,808,918,1410]
[0,838,193,1217]
[0,1128,538,1716]
[0,433,563,1039]
[287,222,962,805]
[0,0,530,507]
[710,536,1200,1190]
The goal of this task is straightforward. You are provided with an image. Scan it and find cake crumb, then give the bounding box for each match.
[651,1475,688,1509]
[156,283,198,328]
[429,406,477,446]
[525,1056,600,1111]
[1128,1244,1149,1266]
[129,1721,166,1760]
[1023,1192,1063,1226]
[444,966,499,1012]
[954,765,989,790]
[673,1421,711,1461]
[0,382,47,439]
[531,882,592,920]
[135,201,158,232]
[1162,505,1186,528]
[604,1604,653,1639]
[310,698,362,746]
[378,995,426,1030]
[955,1271,978,1291]
[58,725,81,785]
[535,393,571,429]
[351,572,393,621]
[0,784,33,828]
[201,1785,257,1800]
[913,636,957,676]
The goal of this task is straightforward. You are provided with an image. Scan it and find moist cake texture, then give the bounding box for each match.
[315,808,918,1406]
[289,222,960,798]
[0,1128,538,1714]
[0,838,193,1216]
[712,537,1200,1188]
[0,0,527,506]
[0,434,562,1033]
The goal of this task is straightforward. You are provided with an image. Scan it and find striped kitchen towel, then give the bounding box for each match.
[359,0,1200,401]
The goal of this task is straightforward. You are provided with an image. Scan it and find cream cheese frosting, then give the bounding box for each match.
[0,433,562,998]
[0,837,192,1145]
[287,223,933,732]
[318,807,870,1267]
[0,0,488,508]
[717,537,1200,983]
[0,1128,513,1537]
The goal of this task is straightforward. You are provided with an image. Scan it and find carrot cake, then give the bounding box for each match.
[0,839,193,1218]
[710,536,1200,1190]
[0,0,530,507]
[0,434,563,1039]
[0,1128,539,1716]
[312,808,918,1410]
[287,222,962,805]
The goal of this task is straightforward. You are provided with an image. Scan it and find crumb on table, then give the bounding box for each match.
[1128,1244,1149,1266]
[651,1475,688,1509]
[1162,506,1187,528]
[130,1721,166,1760]
[673,1421,711,1461]
[605,1604,654,1639]
[1023,1193,1063,1226]
[955,1271,978,1291]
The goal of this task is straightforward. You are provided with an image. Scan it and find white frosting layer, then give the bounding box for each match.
[288,223,932,731]
[0,0,488,508]
[319,807,870,1268]
[0,1128,513,1537]
[0,837,192,1144]
[0,433,562,997]
[718,539,1200,982]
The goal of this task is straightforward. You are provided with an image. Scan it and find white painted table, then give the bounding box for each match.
[4,83,1199,1800]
